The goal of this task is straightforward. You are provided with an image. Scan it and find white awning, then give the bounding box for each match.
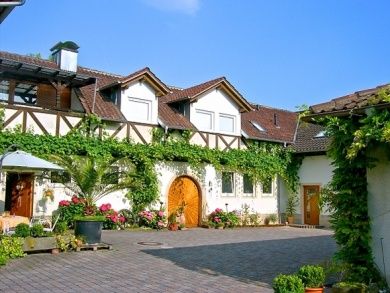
[0,151,63,171]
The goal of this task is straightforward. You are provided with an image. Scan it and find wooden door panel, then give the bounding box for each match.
[168,177,200,227]
[10,174,33,218]
[303,185,320,225]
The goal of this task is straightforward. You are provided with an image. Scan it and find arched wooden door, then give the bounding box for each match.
[168,176,200,228]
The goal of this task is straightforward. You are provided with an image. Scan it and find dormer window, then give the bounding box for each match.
[219,113,235,133]
[195,109,214,131]
[251,121,265,132]
[128,97,152,123]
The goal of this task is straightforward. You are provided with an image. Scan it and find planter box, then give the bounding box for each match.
[74,220,103,244]
[23,236,57,253]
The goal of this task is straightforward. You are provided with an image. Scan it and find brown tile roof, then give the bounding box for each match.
[0,51,125,121]
[241,105,298,143]
[293,122,330,153]
[310,83,390,115]
[161,77,253,112]
[161,77,225,103]
[158,101,196,130]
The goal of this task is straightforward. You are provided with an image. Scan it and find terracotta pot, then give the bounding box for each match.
[168,223,179,231]
[287,216,294,224]
[305,287,324,293]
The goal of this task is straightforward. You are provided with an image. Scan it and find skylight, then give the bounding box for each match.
[251,121,265,132]
[314,130,326,138]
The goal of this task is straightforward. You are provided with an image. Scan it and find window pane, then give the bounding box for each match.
[262,178,272,194]
[243,174,253,194]
[195,110,213,131]
[0,80,9,102]
[222,172,234,193]
[102,167,119,185]
[219,114,235,133]
[51,171,71,184]
[128,97,151,122]
[14,83,37,105]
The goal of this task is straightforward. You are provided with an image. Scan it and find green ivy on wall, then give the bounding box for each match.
[313,89,390,283]
[0,112,300,213]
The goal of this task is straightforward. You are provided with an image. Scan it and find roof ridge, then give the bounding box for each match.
[78,66,123,78]
[0,50,57,65]
[251,103,296,114]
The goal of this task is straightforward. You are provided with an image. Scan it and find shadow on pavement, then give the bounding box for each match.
[142,235,336,286]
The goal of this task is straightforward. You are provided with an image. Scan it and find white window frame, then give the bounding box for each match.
[261,177,274,197]
[195,109,214,131]
[221,172,235,197]
[128,97,152,123]
[242,174,255,197]
[219,113,235,134]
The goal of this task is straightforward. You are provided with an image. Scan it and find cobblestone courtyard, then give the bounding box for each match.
[0,227,336,293]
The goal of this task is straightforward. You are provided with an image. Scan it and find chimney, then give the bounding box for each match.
[50,41,79,72]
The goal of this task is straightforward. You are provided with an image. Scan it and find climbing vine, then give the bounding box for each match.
[0,113,301,212]
[311,89,390,283]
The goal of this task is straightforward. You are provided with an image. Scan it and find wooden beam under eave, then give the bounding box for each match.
[8,80,15,104]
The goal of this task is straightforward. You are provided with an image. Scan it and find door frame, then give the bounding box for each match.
[302,184,320,225]
[167,175,202,227]
[5,172,34,217]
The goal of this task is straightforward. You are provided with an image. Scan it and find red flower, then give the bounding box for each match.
[59,200,70,207]
[99,203,112,212]
[71,196,80,204]
[119,216,125,223]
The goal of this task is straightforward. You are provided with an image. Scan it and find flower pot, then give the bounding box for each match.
[168,223,179,231]
[305,288,324,293]
[287,216,294,224]
[74,220,103,244]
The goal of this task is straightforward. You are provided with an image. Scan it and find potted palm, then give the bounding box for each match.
[286,194,298,224]
[297,265,326,293]
[53,155,136,244]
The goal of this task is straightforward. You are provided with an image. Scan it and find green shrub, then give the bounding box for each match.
[30,224,45,237]
[0,254,8,266]
[0,236,25,260]
[332,282,367,289]
[297,265,325,288]
[268,213,278,224]
[273,274,305,293]
[14,223,30,238]
[54,221,68,234]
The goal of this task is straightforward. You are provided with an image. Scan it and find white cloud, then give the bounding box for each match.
[142,0,201,15]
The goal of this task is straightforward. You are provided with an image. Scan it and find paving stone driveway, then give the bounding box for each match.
[0,227,336,293]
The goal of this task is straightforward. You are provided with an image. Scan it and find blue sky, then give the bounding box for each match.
[1,0,390,110]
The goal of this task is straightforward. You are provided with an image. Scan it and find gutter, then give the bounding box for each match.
[0,0,25,6]
[0,0,25,23]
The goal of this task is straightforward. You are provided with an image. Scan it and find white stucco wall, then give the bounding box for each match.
[156,162,278,221]
[120,80,158,125]
[281,154,334,226]
[189,88,241,136]
[367,146,390,284]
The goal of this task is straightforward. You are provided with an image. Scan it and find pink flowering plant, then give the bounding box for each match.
[138,209,167,230]
[208,208,239,228]
[99,203,126,230]
[57,195,128,230]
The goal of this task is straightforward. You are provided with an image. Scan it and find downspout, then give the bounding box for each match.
[277,175,282,224]
[91,78,98,114]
